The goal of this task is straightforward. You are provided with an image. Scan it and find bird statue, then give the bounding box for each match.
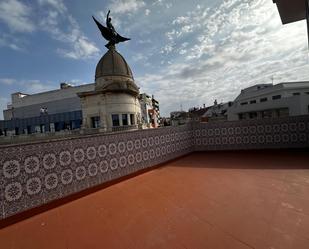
[92,10,130,49]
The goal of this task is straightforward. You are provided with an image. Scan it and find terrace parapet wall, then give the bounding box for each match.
[193,115,309,151]
[0,125,194,219]
[1,115,309,220]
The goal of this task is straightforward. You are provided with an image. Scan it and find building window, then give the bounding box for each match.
[250,100,256,104]
[91,116,100,128]
[122,114,128,126]
[35,125,41,133]
[130,114,135,125]
[27,126,32,134]
[277,108,289,117]
[238,114,243,120]
[54,122,60,132]
[260,97,267,102]
[112,114,120,127]
[249,112,257,119]
[262,110,272,118]
[40,124,45,133]
[293,92,300,96]
[49,123,55,132]
[64,122,71,130]
[272,95,281,100]
[240,102,248,105]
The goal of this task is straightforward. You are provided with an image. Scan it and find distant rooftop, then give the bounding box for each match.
[241,81,309,93]
[9,83,95,109]
[235,81,309,101]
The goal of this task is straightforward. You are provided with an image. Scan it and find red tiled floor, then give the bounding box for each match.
[1,150,309,249]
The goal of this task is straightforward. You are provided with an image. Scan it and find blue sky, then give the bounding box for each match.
[0,0,309,119]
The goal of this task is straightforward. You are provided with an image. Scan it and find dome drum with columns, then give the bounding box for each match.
[78,45,142,132]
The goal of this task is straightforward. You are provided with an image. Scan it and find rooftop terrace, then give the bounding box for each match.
[1,150,309,249]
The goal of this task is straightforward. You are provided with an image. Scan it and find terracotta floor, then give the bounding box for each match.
[1,150,309,249]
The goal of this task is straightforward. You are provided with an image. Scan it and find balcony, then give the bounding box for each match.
[1,150,309,248]
[0,115,308,248]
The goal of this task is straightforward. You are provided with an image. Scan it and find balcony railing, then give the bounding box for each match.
[112,124,138,132]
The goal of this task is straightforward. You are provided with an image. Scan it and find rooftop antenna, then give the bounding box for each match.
[271,75,275,84]
[180,104,183,111]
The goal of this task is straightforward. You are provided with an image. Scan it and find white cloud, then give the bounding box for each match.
[0,34,23,51]
[138,39,151,44]
[152,0,165,6]
[179,49,187,55]
[161,44,174,54]
[0,0,35,32]
[0,78,16,85]
[0,78,55,93]
[0,0,99,58]
[138,0,309,116]
[132,53,148,62]
[145,9,150,16]
[57,37,100,59]
[108,0,145,14]
[165,3,172,9]
[172,16,190,25]
[38,1,100,59]
[37,0,67,14]
[24,80,55,93]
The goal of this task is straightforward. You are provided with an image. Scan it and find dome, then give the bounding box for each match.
[94,46,139,96]
[95,46,133,80]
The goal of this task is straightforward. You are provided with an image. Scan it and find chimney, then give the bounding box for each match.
[60,82,72,89]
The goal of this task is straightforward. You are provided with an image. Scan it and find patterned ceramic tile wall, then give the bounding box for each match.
[0,125,194,219]
[194,116,309,151]
[1,116,309,220]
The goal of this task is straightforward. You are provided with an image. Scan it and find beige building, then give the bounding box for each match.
[78,46,142,132]
[139,93,160,128]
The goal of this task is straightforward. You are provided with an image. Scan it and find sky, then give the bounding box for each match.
[0,0,309,119]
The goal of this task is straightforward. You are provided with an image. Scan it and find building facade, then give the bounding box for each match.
[78,46,141,132]
[227,81,309,121]
[0,83,94,136]
[139,93,160,128]
[0,47,156,137]
[202,101,231,122]
[170,111,191,126]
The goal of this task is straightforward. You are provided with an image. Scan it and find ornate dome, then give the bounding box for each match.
[94,46,139,96]
[95,46,133,80]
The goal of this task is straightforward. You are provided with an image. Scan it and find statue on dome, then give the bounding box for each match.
[92,10,130,49]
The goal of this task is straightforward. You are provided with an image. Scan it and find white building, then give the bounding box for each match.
[3,83,94,120]
[1,46,157,136]
[227,81,309,121]
[202,100,231,122]
[170,111,190,126]
[139,93,160,128]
